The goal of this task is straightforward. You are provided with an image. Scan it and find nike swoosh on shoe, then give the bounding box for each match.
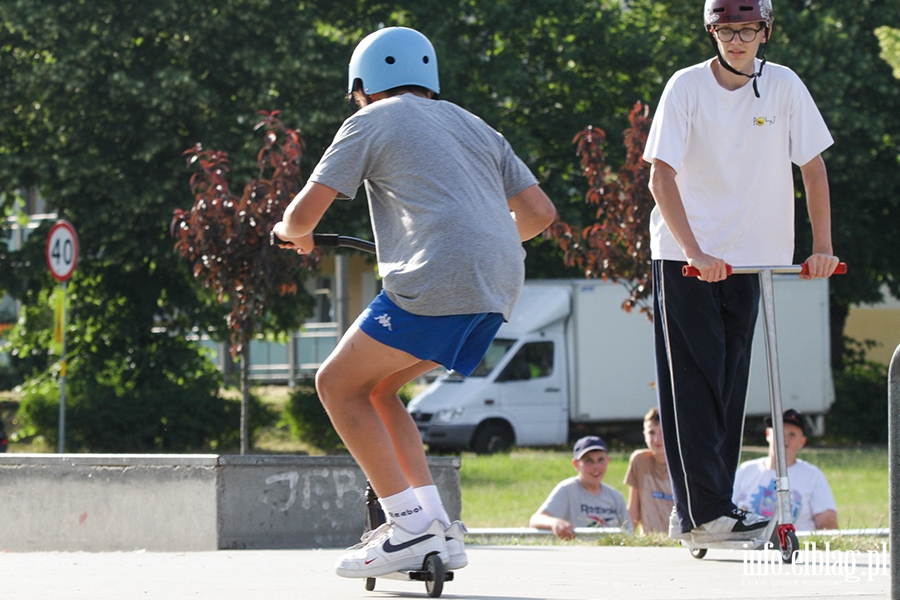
[382,534,435,553]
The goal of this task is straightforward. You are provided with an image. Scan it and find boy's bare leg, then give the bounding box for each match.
[315,323,429,498]
[370,361,440,488]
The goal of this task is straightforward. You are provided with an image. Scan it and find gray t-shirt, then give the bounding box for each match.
[309,94,538,319]
[538,476,634,532]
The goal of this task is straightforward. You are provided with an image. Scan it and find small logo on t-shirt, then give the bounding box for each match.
[753,116,775,127]
[375,313,393,331]
[580,504,621,527]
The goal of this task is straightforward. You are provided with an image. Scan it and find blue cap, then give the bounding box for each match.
[573,435,608,460]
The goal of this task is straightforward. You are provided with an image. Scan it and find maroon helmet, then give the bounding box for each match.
[704,0,773,28]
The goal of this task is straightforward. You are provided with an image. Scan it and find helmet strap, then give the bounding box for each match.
[707,28,769,98]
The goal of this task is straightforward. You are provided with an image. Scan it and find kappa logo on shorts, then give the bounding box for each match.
[375,313,393,331]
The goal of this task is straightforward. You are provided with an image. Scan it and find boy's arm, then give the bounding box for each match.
[272,181,340,253]
[813,509,838,530]
[799,155,840,279]
[529,510,575,540]
[647,159,728,282]
[618,493,635,534]
[626,485,641,527]
[508,184,557,241]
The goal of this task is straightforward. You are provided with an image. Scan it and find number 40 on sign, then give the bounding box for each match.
[46,220,79,282]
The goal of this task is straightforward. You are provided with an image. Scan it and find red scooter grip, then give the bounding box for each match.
[801,262,848,276]
[681,264,733,277]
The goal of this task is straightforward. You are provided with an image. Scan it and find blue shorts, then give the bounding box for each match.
[356,291,504,376]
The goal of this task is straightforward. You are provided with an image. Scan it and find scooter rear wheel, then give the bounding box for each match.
[424,553,445,598]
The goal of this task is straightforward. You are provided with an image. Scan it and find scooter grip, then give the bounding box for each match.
[800,262,847,276]
[312,233,341,247]
[269,230,287,247]
[681,264,733,277]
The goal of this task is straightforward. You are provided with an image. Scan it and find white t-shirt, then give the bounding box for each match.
[538,476,634,532]
[732,457,837,531]
[643,59,834,265]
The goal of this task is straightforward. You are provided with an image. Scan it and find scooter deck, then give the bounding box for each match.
[682,517,780,551]
[377,570,455,582]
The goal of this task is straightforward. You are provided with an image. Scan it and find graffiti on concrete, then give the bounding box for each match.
[262,468,363,512]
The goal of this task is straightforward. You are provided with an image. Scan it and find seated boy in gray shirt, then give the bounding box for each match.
[530,436,634,539]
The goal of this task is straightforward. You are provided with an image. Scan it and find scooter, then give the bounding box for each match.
[680,262,847,563]
[272,231,453,597]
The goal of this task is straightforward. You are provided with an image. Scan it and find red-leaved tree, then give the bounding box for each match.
[171,111,320,454]
[547,101,654,317]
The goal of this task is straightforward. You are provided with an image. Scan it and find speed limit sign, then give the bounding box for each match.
[46,220,79,282]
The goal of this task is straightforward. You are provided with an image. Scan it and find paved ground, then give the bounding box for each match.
[3,544,890,599]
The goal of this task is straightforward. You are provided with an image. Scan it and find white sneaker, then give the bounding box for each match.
[444,521,468,570]
[690,508,769,543]
[334,520,449,578]
[668,508,691,541]
[349,522,391,550]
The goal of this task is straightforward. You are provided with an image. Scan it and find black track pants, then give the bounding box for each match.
[652,260,760,532]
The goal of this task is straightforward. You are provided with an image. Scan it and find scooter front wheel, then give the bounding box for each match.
[780,530,799,564]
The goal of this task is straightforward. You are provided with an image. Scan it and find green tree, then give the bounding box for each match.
[875,26,900,79]
[766,0,900,367]
[0,0,351,448]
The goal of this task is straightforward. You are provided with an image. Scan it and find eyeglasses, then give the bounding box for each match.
[714,26,763,43]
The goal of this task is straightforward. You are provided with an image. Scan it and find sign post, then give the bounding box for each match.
[46,220,78,453]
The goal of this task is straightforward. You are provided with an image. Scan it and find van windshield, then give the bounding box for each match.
[450,338,516,379]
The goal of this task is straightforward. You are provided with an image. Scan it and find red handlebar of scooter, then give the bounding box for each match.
[681,262,847,277]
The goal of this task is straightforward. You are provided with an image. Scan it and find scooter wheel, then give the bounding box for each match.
[424,553,446,598]
[780,530,799,564]
[690,547,707,560]
[364,577,376,591]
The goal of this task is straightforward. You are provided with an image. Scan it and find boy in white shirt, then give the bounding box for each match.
[733,409,838,531]
[643,0,840,543]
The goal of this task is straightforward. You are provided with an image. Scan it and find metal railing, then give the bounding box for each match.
[889,342,900,598]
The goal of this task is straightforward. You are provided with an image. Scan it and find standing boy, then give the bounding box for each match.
[643,0,840,542]
[529,436,633,539]
[272,27,556,577]
[624,408,674,534]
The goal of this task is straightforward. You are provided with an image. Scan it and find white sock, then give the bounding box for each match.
[378,487,431,533]
[414,485,451,528]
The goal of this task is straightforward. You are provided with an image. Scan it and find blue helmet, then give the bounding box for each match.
[347,27,440,95]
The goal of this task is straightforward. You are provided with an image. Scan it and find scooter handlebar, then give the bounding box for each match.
[269,230,376,254]
[681,262,847,277]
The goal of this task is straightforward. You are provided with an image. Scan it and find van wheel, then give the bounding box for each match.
[471,423,513,454]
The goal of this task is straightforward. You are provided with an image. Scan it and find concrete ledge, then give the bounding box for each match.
[0,454,460,552]
[464,527,889,542]
[465,527,622,542]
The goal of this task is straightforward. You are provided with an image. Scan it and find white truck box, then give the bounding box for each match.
[407,278,834,453]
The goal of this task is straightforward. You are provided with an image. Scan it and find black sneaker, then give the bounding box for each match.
[690,508,769,543]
